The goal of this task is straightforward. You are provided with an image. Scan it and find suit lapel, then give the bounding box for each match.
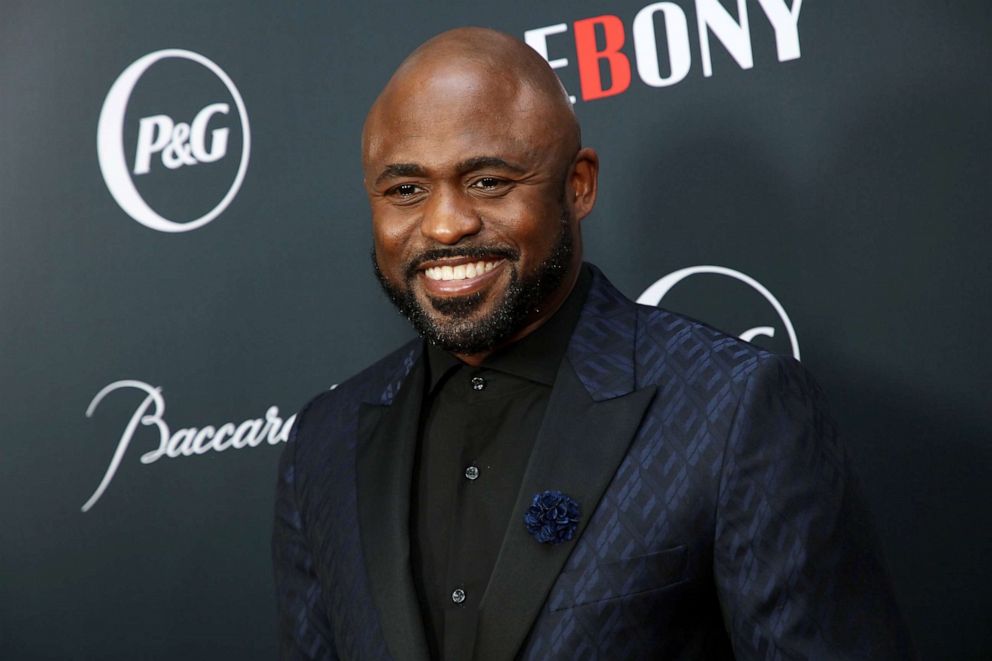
[357,352,431,661]
[474,266,655,661]
[476,362,656,661]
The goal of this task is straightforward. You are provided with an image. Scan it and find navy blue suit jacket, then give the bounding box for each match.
[273,265,913,660]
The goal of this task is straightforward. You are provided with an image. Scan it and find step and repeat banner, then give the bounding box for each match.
[2,1,989,659]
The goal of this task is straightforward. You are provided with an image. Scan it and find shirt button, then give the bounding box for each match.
[471,376,486,391]
[451,588,466,604]
[464,465,480,480]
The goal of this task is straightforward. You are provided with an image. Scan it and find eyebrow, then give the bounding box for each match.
[374,163,427,186]
[374,156,527,186]
[456,156,527,175]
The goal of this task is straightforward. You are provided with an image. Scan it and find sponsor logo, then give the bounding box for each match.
[638,265,800,360]
[525,0,803,102]
[97,49,250,233]
[81,380,308,512]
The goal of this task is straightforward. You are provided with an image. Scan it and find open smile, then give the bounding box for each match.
[418,257,507,296]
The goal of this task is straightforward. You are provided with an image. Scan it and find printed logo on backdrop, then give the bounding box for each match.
[80,380,334,512]
[638,265,800,360]
[524,0,803,103]
[97,49,250,232]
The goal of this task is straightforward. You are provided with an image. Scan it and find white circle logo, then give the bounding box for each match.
[96,49,250,233]
[637,265,801,360]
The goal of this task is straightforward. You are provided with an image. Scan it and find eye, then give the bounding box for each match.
[391,183,421,197]
[384,183,426,204]
[470,177,506,192]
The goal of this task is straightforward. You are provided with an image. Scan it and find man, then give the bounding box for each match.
[273,27,912,660]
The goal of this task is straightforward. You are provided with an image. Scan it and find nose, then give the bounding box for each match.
[420,186,482,245]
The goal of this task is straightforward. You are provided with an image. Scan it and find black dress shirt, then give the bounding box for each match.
[410,266,592,660]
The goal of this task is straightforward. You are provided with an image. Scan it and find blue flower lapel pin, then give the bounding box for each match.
[524,490,581,544]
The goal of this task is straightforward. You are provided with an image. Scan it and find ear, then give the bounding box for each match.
[568,147,599,221]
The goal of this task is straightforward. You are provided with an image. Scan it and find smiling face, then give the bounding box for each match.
[363,29,598,363]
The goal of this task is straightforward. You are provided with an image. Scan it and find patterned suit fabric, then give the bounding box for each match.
[272,265,912,660]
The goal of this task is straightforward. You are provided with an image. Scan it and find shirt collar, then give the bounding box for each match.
[426,264,592,392]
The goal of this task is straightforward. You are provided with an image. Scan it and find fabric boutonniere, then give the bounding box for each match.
[524,490,581,544]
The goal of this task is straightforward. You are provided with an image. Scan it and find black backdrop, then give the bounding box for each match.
[2,1,989,659]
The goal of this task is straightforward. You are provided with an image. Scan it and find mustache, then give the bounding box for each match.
[404,246,519,278]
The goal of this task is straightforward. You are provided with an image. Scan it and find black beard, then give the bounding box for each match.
[373,212,573,355]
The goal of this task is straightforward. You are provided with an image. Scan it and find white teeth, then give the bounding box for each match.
[424,260,500,281]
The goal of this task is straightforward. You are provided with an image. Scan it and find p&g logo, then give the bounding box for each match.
[638,265,801,360]
[97,49,250,233]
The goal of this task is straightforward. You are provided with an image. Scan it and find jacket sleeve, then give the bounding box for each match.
[272,401,339,660]
[713,354,915,660]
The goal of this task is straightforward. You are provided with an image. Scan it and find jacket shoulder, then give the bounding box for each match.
[575,264,793,397]
[637,301,771,361]
[631,298,810,399]
[632,302,828,453]
[293,338,422,438]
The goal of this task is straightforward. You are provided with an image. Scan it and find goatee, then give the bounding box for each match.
[373,213,573,355]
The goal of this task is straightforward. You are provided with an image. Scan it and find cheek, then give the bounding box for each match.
[372,214,417,267]
[491,202,562,257]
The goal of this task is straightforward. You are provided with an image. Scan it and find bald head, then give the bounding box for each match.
[363,27,580,173]
[389,27,575,110]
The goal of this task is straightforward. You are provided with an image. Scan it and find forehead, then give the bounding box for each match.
[364,64,559,172]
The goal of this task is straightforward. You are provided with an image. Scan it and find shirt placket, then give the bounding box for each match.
[441,367,495,659]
